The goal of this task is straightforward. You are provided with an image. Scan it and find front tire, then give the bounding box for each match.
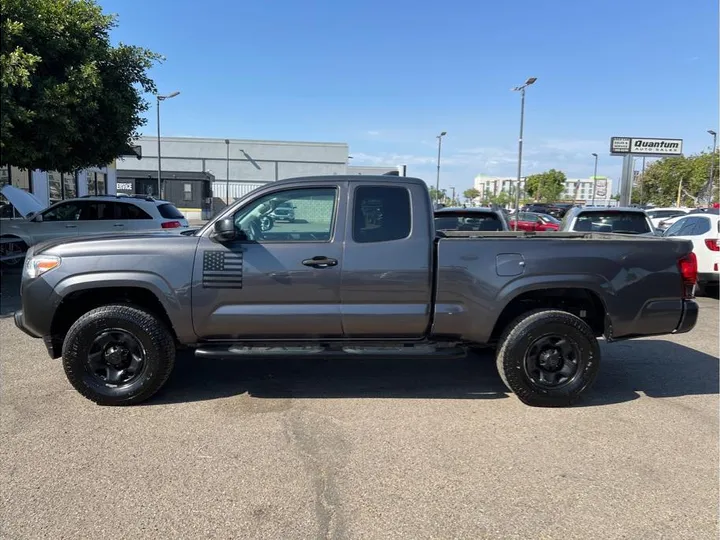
[496,309,600,407]
[62,305,175,406]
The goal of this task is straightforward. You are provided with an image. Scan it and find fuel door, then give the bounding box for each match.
[496,253,526,277]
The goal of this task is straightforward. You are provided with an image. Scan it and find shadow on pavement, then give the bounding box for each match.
[150,339,718,407]
[0,268,21,319]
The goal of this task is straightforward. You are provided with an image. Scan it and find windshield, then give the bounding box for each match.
[573,211,652,234]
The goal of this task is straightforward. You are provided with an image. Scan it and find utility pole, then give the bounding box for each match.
[591,153,598,206]
[708,130,717,205]
[155,91,180,198]
[512,77,537,230]
[450,186,456,204]
[435,131,447,202]
[225,139,230,205]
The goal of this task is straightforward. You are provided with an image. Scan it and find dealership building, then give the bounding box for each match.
[117,136,404,220]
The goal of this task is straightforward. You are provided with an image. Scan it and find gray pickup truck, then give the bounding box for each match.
[14,175,699,407]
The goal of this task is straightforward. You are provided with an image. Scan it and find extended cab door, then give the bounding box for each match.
[340,181,433,338]
[191,182,346,339]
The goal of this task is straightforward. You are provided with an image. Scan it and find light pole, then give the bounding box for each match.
[512,77,537,230]
[590,152,598,206]
[436,131,447,203]
[708,130,717,205]
[156,91,180,197]
[225,139,230,205]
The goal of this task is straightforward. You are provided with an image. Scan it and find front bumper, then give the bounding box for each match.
[14,309,40,338]
[673,299,699,335]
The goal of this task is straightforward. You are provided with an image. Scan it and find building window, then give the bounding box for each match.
[96,172,106,195]
[0,166,9,186]
[87,172,97,195]
[63,172,77,199]
[183,183,193,201]
[9,167,31,191]
[49,171,63,203]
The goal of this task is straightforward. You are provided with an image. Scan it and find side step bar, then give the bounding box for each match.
[195,344,467,359]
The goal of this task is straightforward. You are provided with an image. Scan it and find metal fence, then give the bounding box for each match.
[212,181,269,203]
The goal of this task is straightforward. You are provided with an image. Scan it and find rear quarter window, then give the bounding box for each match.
[157,203,185,219]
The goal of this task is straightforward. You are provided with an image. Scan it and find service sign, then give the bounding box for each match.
[610,137,683,156]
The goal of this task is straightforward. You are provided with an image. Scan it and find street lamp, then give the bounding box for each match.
[512,77,537,230]
[591,152,598,206]
[156,91,180,197]
[225,139,231,205]
[709,130,717,205]
[436,131,447,202]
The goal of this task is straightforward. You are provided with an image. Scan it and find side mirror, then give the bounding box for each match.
[32,213,43,222]
[210,218,237,243]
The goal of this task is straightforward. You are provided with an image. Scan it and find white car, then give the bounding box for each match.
[0,185,189,265]
[663,210,719,294]
[645,207,690,230]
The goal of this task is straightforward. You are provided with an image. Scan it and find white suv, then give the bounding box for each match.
[1,185,188,264]
[663,210,719,295]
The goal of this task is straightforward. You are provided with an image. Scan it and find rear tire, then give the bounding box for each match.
[62,304,175,406]
[496,309,600,407]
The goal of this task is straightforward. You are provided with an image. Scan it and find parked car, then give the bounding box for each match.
[663,210,719,295]
[509,212,560,231]
[15,175,698,408]
[269,201,296,222]
[0,186,189,265]
[434,207,509,232]
[646,207,690,230]
[561,207,657,236]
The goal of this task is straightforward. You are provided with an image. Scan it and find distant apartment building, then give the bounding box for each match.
[474,174,614,204]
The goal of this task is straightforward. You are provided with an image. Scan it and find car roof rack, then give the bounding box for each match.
[78,194,156,202]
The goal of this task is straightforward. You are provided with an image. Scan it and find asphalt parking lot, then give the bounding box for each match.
[1,269,718,540]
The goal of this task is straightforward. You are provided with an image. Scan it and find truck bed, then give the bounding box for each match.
[431,233,693,343]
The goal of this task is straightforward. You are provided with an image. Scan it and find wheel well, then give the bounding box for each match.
[490,288,607,342]
[49,287,176,353]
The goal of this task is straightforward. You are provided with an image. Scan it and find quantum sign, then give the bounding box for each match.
[610,137,683,156]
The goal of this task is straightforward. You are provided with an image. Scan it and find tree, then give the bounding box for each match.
[638,152,719,207]
[1,0,162,172]
[524,169,567,202]
[463,188,480,203]
[428,186,446,202]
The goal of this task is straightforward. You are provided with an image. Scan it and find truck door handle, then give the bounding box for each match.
[65,224,77,229]
[302,256,338,268]
[113,224,124,227]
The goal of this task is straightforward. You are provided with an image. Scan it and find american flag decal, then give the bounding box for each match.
[202,250,244,289]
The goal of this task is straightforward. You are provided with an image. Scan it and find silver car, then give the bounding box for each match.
[1,185,189,264]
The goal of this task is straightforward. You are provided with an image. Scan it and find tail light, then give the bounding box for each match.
[704,239,719,251]
[161,221,181,229]
[678,252,698,298]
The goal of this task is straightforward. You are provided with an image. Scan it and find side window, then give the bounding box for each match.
[677,217,698,236]
[233,187,337,242]
[664,218,688,237]
[42,201,85,221]
[117,203,153,220]
[693,217,711,235]
[78,202,116,220]
[352,185,411,244]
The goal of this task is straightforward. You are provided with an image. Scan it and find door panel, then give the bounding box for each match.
[31,201,86,244]
[191,183,346,340]
[340,183,433,338]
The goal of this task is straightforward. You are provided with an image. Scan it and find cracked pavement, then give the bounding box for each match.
[1,283,718,539]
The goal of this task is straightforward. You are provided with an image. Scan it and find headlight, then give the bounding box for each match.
[24,255,61,279]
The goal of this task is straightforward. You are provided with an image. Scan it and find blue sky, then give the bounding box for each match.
[101,0,718,193]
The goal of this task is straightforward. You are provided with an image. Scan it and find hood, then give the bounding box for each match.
[0,185,45,217]
[33,230,194,255]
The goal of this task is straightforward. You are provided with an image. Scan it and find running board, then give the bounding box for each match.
[195,344,467,359]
